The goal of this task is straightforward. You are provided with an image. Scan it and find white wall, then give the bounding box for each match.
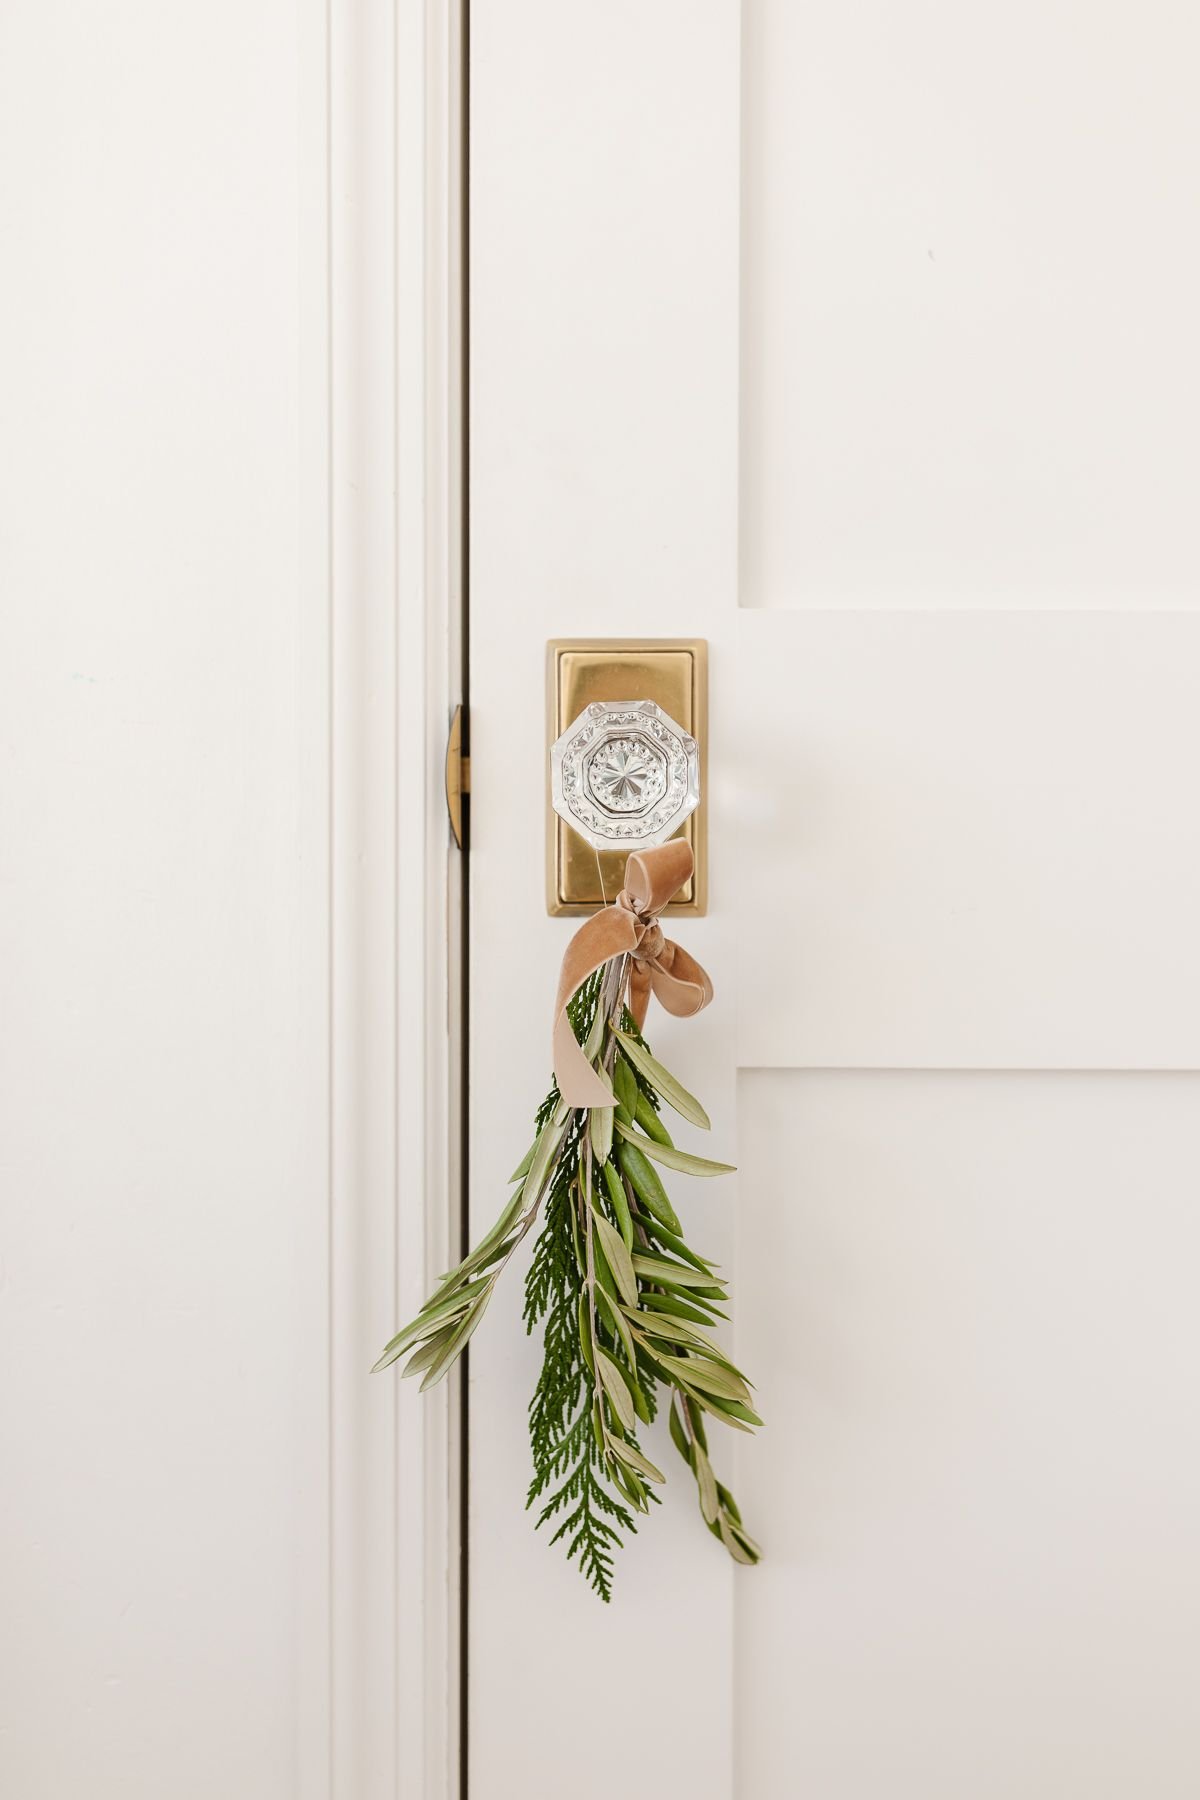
[0,4,454,1795]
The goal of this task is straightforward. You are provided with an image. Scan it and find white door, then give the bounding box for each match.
[467,4,1200,1797]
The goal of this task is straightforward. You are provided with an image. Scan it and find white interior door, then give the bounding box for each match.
[468,4,1200,1797]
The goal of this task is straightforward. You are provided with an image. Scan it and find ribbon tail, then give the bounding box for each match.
[627,961,653,1031]
[552,907,638,1107]
[646,939,714,1019]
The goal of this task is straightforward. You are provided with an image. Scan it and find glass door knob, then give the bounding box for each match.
[550,698,700,853]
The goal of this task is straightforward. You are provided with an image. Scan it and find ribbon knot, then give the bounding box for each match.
[552,839,713,1108]
[628,916,665,962]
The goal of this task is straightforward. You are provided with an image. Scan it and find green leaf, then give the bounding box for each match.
[702,1393,764,1429]
[459,1232,519,1281]
[632,1254,727,1293]
[520,1114,566,1209]
[582,986,609,1062]
[690,1399,754,1434]
[639,1215,716,1273]
[614,1118,734,1178]
[729,1521,763,1563]
[437,1190,522,1282]
[371,1278,484,1371]
[634,1090,673,1145]
[419,1285,494,1390]
[441,1221,520,1287]
[416,1271,494,1322]
[643,1291,727,1325]
[507,1141,536,1183]
[613,1054,639,1121]
[592,1205,638,1308]
[693,1442,719,1524]
[718,1513,759,1565]
[616,1140,681,1234]
[602,1158,634,1249]
[593,1234,619,1302]
[596,1283,637,1366]
[669,1399,690,1460]
[586,1064,615,1164]
[685,1395,708,1454]
[400,1323,458,1379]
[608,1458,649,1514]
[627,1369,652,1424]
[608,1437,666,1484]
[630,1313,750,1386]
[590,1103,614,1164]
[717,1481,742,1526]
[612,1026,710,1130]
[652,1353,751,1405]
[595,1349,636,1433]
[626,1309,743,1372]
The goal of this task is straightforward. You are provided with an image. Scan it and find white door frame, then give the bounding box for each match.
[313,1,466,1793]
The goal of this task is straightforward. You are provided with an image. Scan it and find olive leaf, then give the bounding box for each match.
[419,1283,496,1391]
[371,1275,490,1372]
[520,1113,566,1209]
[591,1204,638,1308]
[644,1291,725,1326]
[590,1102,614,1164]
[609,1437,665,1484]
[595,1348,637,1433]
[612,1025,711,1130]
[639,1215,716,1273]
[508,1141,536,1183]
[616,1139,682,1233]
[601,1158,634,1249]
[614,1117,735,1178]
[595,1284,637,1365]
[692,1441,719,1524]
[612,1053,639,1120]
[632,1253,726,1292]
[634,1089,673,1145]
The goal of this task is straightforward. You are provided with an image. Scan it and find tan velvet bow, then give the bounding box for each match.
[552,839,713,1108]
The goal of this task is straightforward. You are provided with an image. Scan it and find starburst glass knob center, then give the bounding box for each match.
[585,736,668,813]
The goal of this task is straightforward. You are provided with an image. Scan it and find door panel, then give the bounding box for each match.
[732,610,1200,1070]
[469,3,1200,1795]
[736,1070,1200,1799]
[741,0,1200,610]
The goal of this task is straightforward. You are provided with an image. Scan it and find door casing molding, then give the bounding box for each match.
[303,1,465,1793]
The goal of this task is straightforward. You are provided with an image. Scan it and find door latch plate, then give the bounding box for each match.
[445,704,470,849]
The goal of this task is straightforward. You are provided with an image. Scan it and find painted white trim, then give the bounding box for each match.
[322,0,461,1794]
[296,3,333,1795]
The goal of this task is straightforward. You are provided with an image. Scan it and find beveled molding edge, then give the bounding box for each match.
[545,638,708,918]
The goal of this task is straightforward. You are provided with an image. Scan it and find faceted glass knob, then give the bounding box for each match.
[550,698,700,852]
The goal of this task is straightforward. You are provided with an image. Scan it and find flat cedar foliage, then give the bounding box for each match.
[375,963,761,1601]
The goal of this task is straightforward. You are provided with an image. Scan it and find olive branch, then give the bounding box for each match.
[373,954,761,1600]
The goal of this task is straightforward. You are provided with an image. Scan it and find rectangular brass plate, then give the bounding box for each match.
[547,639,708,916]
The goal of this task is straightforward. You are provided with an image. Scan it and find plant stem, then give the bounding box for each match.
[582,1138,604,1434]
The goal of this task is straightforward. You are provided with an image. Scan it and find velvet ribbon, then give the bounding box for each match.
[552,839,713,1108]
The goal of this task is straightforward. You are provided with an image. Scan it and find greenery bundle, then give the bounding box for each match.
[373,949,761,1601]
